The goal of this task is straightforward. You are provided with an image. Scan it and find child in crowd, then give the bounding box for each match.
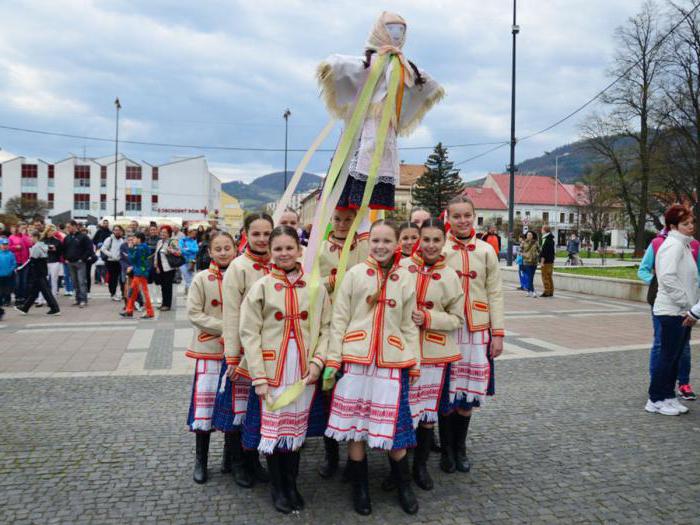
[0,238,17,318]
[120,232,154,319]
[15,231,60,315]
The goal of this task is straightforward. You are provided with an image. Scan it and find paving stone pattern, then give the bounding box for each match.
[1,348,698,524]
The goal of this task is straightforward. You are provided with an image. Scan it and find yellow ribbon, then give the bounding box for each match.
[265,379,307,411]
[334,55,401,289]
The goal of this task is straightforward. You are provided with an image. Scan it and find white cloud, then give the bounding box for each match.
[209,161,278,183]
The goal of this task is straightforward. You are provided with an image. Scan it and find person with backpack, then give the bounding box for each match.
[638,223,698,402]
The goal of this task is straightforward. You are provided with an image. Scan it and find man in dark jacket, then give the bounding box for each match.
[63,221,93,307]
[540,225,556,297]
[92,219,111,246]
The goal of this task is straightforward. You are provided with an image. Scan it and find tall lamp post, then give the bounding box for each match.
[506,0,520,266]
[546,151,570,245]
[113,97,121,221]
[283,109,291,191]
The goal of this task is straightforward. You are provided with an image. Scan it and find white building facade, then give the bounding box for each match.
[0,150,221,223]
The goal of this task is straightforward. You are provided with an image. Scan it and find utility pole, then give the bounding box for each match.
[283,109,291,192]
[113,97,121,221]
[506,0,519,266]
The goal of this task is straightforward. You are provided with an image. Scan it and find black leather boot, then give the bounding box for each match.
[250,451,269,483]
[283,451,305,510]
[438,413,456,473]
[221,432,234,474]
[452,413,471,473]
[430,426,442,453]
[340,457,351,483]
[349,458,372,515]
[413,426,434,490]
[233,439,254,488]
[318,436,339,478]
[193,432,210,484]
[393,455,419,515]
[381,454,397,491]
[266,453,293,514]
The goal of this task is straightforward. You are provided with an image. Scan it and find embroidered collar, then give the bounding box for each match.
[410,251,445,270]
[328,231,358,252]
[365,256,399,275]
[207,262,226,280]
[270,262,304,283]
[449,230,476,250]
[244,247,270,265]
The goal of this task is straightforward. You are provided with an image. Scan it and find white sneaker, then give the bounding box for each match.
[667,397,689,414]
[111,296,121,302]
[645,399,680,416]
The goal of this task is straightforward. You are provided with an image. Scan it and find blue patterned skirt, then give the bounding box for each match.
[211,362,242,432]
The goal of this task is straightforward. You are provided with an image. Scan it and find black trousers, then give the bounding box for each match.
[159,270,175,308]
[22,275,59,312]
[106,261,123,298]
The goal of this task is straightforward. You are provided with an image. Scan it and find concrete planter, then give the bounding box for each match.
[500,266,648,303]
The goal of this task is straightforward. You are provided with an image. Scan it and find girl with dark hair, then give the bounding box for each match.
[440,196,505,475]
[398,221,419,258]
[186,231,237,483]
[238,226,331,514]
[521,230,540,297]
[154,225,182,311]
[324,219,420,516]
[398,219,464,491]
[217,212,274,488]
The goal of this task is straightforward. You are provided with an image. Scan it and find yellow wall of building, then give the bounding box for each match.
[221,192,244,233]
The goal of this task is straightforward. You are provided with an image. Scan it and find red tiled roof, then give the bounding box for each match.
[399,163,427,186]
[489,173,578,205]
[463,187,507,210]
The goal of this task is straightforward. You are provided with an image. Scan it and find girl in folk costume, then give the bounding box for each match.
[317,12,444,211]
[401,219,464,491]
[316,207,368,479]
[186,232,236,484]
[324,220,420,516]
[440,196,505,474]
[217,213,273,488]
[318,208,369,295]
[398,221,420,258]
[238,226,331,514]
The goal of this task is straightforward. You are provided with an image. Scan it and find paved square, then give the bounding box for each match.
[0,284,698,524]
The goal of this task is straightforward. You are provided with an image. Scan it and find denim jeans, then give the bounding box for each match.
[648,315,691,402]
[14,265,29,301]
[63,262,74,292]
[67,261,88,304]
[180,262,195,290]
[518,264,527,289]
[522,265,537,293]
[649,310,692,385]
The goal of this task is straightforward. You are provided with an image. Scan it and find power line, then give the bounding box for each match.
[453,142,510,167]
[0,123,504,153]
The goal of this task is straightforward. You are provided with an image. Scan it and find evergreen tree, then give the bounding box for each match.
[411,143,464,216]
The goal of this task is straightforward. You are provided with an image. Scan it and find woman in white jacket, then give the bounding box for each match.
[100,225,125,301]
[647,205,697,416]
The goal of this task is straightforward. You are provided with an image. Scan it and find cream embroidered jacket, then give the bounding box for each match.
[319,232,369,294]
[326,257,420,375]
[400,253,465,364]
[442,232,505,337]
[237,265,331,387]
[222,249,270,365]
[186,263,227,360]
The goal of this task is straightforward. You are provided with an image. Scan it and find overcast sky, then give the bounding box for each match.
[0,0,650,183]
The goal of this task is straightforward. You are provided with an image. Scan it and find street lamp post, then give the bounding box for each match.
[113,97,121,221]
[506,0,519,266]
[546,151,570,245]
[283,109,291,192]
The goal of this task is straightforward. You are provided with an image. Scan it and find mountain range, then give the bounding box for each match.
[221,171,322,209]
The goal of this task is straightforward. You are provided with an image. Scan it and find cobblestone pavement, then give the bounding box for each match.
[1,285,699,524]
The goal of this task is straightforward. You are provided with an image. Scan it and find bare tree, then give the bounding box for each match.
[596,0,669,254]
[3,196,49,221]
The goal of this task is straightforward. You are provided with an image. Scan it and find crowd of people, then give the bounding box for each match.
[183,199,504,516]
[0,217,226,321]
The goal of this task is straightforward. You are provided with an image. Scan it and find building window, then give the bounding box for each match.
[126,194,141,211]
[22,192,38,203]
[569,213,575,224]
[48,193,54,209]
[151,194,158,205]
[74,165,91,187]
[48,165,54,178]
[152,167,159,181]
[100,166,107,188]
[560,212,565,224]
[100,194,107,211]
[74,194,90,210]
[525,211,531,218]
[542,212,549,223]
[21,164,38,187]
[126,166,142,180]
[516,210,521,217]
[477,216,484,226]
